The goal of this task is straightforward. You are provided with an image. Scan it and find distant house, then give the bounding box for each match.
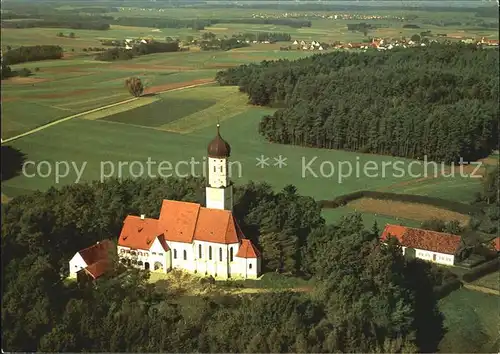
[318,46,324,51]
[69,240,114,280]
[380,224,462,266]
[293,40,298,45]
[488,237,500,253]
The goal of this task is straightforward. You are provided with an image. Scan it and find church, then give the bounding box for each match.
[69,124,261,280]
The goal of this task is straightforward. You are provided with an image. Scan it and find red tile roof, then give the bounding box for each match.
[158,200,200,243]
[84,259,110,279]
[193,208,242,244]
[119,200,244,248]
[235,239,261,258]
[119,216,163,250]
[381,224,462,255]
[491,237,500,252]
[79,240,114,265]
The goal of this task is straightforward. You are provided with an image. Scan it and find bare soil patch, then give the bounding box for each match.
[144,79,213,94]
[348,198,471,226]
[34,89,93,99]
[479,157,499,167]
[4,77,49,84]
[2,97,19,103]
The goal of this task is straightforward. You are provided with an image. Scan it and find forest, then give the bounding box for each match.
[95,41,180,61]
[2,45,64,65]
[216,43,499,163]
[2,176,455,352]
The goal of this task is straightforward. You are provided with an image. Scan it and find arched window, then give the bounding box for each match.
[213,166,216,172]
[230,248,234,262]
[209,246,212,260]
[249,263,252,269]
[174,249,177,259]
[199,244,202,259]
[220,166,223,172]
[183,250,187,260]
[219,248,223,261]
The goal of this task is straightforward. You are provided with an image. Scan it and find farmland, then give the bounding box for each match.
[2,3,496,227]
[2,85,484,210]
[1,3,499,354]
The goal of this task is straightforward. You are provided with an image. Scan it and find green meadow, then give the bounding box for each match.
[3,86,482,212]
[438,288,500,353]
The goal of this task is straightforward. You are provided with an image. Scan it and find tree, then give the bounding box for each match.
[69,32,75,38]
[125,77,144,97]
[410,34,421,42]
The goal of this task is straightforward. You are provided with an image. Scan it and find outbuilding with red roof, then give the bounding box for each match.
[381,224,463,266]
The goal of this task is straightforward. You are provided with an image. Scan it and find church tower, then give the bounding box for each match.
[206,124,233,210]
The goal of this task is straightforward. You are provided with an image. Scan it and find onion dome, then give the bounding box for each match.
[207,124,231,158]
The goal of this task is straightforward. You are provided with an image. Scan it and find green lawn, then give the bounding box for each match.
[439,288,500,353]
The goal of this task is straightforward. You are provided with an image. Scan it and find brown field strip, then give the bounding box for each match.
[348,198,471,226]
[5,77,49,84]
[145,78,214,94]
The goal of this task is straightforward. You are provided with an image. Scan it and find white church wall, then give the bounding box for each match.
[206,186,233,210]
[149,238,170,273]
[208,157,228,188]
[192,240,239,278]
[69,253,87,278]
[234,257,259,279]
[168,241,196,272]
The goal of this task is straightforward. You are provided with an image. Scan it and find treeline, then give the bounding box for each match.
[233,32,292,42]
[216,43,499,163]
[2,177,447,352]
[200,38,250,51]
[95,41,180,61]
[2,45,63,65]
[1,17,110,30]
[113,16,310,29]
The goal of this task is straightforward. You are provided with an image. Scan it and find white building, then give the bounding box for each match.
[68,240,114,279]
[116,124,261,279]
[380,224,462,266]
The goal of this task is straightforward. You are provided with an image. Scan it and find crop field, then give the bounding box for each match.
[438,288,500,353]
[348,198,471,226]
[102,97,216,127]
[2,86,483,211]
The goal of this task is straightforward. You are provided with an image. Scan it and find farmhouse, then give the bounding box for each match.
[381,224,462,266]
[68,240,114,280]
[69,125,262,280]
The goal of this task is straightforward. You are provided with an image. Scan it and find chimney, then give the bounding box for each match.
[141,214,145,220]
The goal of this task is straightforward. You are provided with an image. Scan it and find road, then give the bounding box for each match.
[1,81,214,145]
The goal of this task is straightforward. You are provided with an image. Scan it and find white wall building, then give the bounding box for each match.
[380,224,462,266]
[117,124,261,279]
[68,240,114,279]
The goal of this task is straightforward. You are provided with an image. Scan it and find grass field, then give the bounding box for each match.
[2,85,483,210]
[438,288,500,353]
[471,271,500,291]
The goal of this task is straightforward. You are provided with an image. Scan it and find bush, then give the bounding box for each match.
[433,278,462,299]
[17,68,32,77]
[461,257,500,282]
